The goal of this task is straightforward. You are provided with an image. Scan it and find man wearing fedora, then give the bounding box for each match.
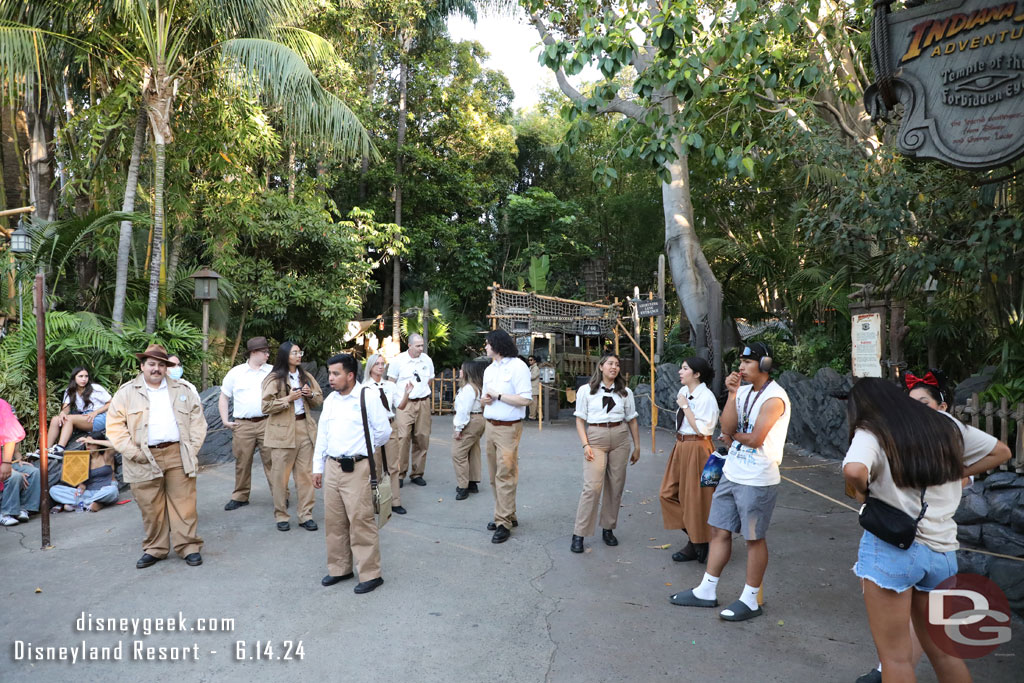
[106,344,208,569]
[218,336,273,510]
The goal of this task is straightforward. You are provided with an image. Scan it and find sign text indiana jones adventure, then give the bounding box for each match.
[872,0,1024,169]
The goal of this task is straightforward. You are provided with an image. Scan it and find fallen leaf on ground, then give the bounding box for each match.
[35,588,42,593]
[437,498,443,502]
[665,583,672,586]
[647,544,671,549]
[649,537,657,541]
[777,620,785,626]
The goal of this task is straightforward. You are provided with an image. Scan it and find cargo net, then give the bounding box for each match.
[491,286,619,336]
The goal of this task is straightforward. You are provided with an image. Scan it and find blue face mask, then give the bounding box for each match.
[167,366,184,380]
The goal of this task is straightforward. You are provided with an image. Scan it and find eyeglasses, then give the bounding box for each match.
[290,350,304,357]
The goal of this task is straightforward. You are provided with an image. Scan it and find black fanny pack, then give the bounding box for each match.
[858,487,927,550]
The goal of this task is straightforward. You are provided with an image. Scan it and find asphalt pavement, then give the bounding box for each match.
[2,416,1020,682]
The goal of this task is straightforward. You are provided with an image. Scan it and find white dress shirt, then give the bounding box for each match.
[453,384,483,432]
[221,362,272,418]
[313,384,392,474]
[367,379,401,419]
[145,380,181,445]
[574,383,638,423]
[289,371,305,415]
[676,383,719,436]
[482,357,532,421]
[386,351,435,400]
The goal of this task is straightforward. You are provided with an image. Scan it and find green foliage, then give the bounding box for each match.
[398,290,476,369]
[661,323,696,365]
[527,254,550,294]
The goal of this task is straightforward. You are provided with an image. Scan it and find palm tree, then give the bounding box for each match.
[1,0,376,331]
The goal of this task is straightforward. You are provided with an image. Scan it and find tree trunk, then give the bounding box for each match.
[112,107,148,332]
[24,84,57,221]
[358,70,376,202]
[393,51,409,342]
[145,140,165,333]
[662,138,724,396]
[287,142,296,200]
[1,107,28,210]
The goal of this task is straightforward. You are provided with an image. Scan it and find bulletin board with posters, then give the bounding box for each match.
[852,312,883,378]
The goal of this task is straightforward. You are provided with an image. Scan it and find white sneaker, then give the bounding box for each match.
[23,450,40,461]
[0,515,19,526]
[48,445,64,461]
[17,510,30,522]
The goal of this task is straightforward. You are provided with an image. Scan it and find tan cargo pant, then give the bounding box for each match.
[394,398,432,479]
[573,424,631,537]
[323,457,381,580]
[485,420,522,529]
[230,418,272,502]
[451,414,485,489]
[373,424,402,506]
[269,426,315,523]
[131,443,202,558]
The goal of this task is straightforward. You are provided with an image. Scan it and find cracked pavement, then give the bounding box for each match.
[2,416,1021,681]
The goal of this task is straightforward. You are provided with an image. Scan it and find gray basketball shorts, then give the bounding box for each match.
[707,477,779,540]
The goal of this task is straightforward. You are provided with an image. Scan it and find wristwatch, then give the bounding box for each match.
[497,394,502,402]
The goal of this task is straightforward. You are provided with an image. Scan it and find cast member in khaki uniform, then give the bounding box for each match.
[364,353,410,514]
[387,333,434,485]
[106,344,208,569]
[481,330,533,544]
[570,354,641,553]
[660,357,719,563]
[262,341,323,531]
[314,354,391,594]
[219,337,273,509]
[528,356,540,420]
[451,359,486,499]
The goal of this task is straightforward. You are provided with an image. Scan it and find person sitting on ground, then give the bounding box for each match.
[40,367,112,457]
[48,433,119,512]
[843,378,976,683]
[1,398,39,527]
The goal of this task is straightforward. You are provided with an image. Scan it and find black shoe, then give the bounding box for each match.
[185,553,203,566]
[468,482,480,493]
[695,542,709,564]
[299,520,318,531]
[224,499,249,511]
[487,520,519,531]
[392,505,407,515]
[571,535,584,553]
[322,572,354,586]
[399,478,404,488]
[136,553,164,569]
[491,525,511,543]
[455,487,469,500]
[673,542,698,563]
[602,529,618,546]
[354,577,384,594]
[277,521,290,531]
[410,476,426,486]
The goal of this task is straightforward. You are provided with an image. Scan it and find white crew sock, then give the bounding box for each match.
[692,572,719,601]
[738,583,760,611]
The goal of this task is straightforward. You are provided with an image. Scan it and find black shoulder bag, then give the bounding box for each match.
[858,487,927,550]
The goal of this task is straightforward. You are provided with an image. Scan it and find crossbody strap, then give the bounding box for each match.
[914,487,928,524]
[359,388,379,487]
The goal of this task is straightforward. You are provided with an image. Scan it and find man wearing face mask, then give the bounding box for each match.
[167,355,200,398]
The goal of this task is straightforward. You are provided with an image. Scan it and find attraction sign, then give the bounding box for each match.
[871,0,1024,169]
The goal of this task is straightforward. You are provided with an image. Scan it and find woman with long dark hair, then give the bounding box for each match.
[261,341,323,532]
[569,353,640,553]
[42,367,112,455]
[843,378,971,682]
[451,359,487,500]
[660,357,719,563]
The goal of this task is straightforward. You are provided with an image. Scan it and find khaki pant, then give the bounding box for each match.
[528,395,538,420]
[451,414,485,489]
[231,418,271,502]
[485,421,522,529]
[130,443,202,558]
[573,424,631,537]
[323,457,381,580]
[394,398,432,479]
[659,437,715,542]
[373,425,402,506]
[269,425,315,523]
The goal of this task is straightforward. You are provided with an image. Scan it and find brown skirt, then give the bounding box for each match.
[659,437,715,543]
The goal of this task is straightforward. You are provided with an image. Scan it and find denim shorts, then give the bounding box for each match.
[853,530,957,593]
[91,413,107,432]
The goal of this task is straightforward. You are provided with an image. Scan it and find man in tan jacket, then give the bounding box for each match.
[106,344,208,569]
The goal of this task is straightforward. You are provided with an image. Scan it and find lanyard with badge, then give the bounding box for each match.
[739,380,773,433]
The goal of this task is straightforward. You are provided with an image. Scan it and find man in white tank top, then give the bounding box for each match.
[670,342,791,623]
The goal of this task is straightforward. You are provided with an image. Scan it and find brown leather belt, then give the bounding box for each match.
[487,419,521,427]
[295,413,306,421]
[408,396,429,402]
[589,421,623,428]
[237,416,267,423]
[676,434,711,442]
[150,441,179,450]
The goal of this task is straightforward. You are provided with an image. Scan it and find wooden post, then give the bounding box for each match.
[201,299,210,391]
[538,381,543,432]
[649,291,656,452]
[632,286,641,380]
[656,255,665,360]
[35,274,51,549]
[613,297,620,356]
[490,282,498,330]
[423,290,430,352]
